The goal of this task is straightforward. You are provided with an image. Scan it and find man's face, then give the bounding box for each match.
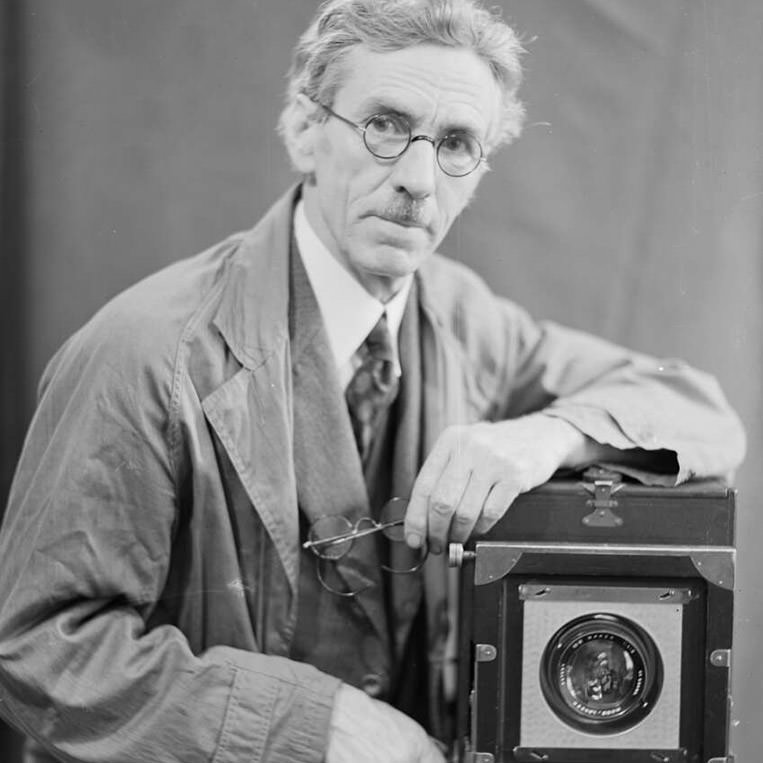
[297,43,502,301]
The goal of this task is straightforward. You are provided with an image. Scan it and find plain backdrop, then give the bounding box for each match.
[2,1,761,759]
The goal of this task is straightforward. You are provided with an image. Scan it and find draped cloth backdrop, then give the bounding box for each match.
[2,1,761,759]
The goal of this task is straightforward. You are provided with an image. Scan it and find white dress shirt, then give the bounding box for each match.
[294,200,413,389]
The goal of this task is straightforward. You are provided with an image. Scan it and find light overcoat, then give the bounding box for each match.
[0,188,745,763]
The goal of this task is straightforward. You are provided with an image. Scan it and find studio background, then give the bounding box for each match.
[1,1,761,759]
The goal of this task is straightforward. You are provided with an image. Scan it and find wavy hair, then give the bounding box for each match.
[278,0,526,152]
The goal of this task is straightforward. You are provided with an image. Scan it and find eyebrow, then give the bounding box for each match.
[356,97,411,121]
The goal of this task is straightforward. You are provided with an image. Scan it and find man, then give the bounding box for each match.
[0,1,745,762]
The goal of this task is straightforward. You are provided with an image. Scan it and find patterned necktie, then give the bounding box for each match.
[345,313,400,461]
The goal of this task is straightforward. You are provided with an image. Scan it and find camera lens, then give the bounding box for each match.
[539,613,663,734]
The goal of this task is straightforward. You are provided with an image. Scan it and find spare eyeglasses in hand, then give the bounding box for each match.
[303,497,428,597]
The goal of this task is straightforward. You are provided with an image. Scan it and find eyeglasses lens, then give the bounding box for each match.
[379,498,428,574]
[364,113,410,158]
[308,515,355,560]
[438,133,481,176]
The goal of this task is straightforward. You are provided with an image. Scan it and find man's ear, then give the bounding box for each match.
[283,93,321,174]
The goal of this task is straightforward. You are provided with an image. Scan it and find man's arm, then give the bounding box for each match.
[405,282,746,551]
[0,327,342,763]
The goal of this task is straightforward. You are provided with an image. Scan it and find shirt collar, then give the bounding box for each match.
[294,200,412,379]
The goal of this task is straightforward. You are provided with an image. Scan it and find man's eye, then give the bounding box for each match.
[367,114,408,136]
[441,132,473,155]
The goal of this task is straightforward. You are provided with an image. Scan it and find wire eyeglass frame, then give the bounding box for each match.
[312,98,486,178]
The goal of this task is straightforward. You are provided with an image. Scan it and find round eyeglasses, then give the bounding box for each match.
[314,99,485,178]
[303,497,428,597]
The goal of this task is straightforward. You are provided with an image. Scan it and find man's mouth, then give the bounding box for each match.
[380,215,425,229]
[369,212,429,231]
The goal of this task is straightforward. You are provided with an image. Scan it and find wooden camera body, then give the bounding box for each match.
[450,470,735,763]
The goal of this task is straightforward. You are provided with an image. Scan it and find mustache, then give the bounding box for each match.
[378,199,430,227]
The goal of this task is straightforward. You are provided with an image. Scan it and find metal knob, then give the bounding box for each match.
[448,542,476,568]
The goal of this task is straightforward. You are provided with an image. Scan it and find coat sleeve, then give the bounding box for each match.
[421,256,746,485]
[0,318,340,763]
[489,298,746,484]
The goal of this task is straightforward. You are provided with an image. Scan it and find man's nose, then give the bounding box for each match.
[389,136,437,199]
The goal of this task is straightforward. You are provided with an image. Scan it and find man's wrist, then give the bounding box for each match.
[533,413,600,468]
[538,412,679,477]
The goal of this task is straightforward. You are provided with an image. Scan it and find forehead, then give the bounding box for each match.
[333,44,501,135]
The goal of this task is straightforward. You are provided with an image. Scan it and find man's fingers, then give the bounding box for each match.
[404,434,453,549]
[425,453,478,553]
[473,481,519,535]
[447,474,496,544]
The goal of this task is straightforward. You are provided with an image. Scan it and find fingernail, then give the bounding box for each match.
[430,541,442,555]
[406,533,421,548]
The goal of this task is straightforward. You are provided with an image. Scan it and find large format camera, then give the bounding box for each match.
[449,469,735,763]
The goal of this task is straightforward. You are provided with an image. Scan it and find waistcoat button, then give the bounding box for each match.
[361,672,387,698]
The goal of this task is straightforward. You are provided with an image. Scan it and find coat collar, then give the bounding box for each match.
[211,187,299,371]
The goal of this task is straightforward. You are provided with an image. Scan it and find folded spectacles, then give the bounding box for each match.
[303,497,428,597]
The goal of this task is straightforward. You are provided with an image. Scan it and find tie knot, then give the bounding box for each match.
[364,313,395,363]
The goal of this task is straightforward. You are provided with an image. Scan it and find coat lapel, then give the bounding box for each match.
[201,190,302,607]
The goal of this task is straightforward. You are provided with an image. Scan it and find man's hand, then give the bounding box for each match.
[325,683,446,763]
[404,414,593,553]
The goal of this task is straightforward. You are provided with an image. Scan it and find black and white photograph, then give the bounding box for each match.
[1,2,761,761]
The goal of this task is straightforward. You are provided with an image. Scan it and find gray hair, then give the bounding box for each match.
[278,0,526,151]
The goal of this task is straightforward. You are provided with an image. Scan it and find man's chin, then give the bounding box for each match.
[370,241,427,275]
[352,244,426,300]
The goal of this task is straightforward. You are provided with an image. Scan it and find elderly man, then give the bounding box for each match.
[0,1,745,762]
